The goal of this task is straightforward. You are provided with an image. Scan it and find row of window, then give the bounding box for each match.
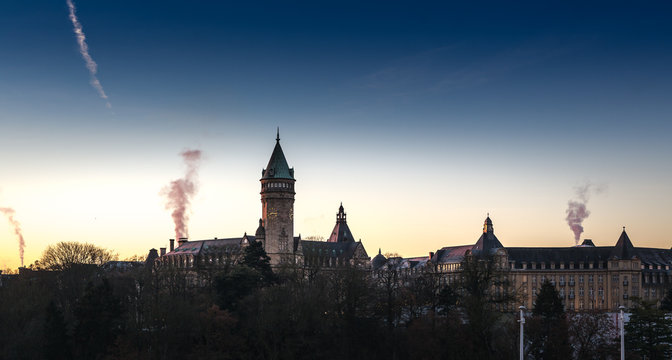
[262,182,294,190]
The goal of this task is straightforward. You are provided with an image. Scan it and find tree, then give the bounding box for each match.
[73,279,123,359]
[456,254,517,358]
[44,301,71,360]
[568,311,618,360]
[39,241,118,270]
[241,239,276,284]
[528,280,571,360]
[625,300,672,359]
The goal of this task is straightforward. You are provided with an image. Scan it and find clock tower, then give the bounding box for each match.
[260,129,295,265]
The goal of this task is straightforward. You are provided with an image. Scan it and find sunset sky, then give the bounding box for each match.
[1,1,672,269]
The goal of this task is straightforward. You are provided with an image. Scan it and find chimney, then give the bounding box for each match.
[429,251,435,259]
[169,238,175,252]
[160,247,166,256]
[178,237,188,246]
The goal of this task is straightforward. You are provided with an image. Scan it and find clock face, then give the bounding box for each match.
[268,207,278,219]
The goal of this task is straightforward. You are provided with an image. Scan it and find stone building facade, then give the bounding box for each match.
[374,216,672,311]
[153,131,370,272]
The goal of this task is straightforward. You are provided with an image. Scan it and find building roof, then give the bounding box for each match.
[506,246,614,264]
[261,130,294,180]
[610,230,636,260]
[165,236,255,256]
[471,216,504,255]
[433,245,474,264]
[372,249,387,270]
[327,204,356,243]
[301,239,361,258]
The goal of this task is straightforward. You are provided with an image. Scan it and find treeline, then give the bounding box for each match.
[1,241,670,359]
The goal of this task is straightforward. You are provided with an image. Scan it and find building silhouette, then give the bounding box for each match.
[154,130,370,271]
[374,216,672,311]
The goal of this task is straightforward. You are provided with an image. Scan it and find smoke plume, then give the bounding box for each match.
[161,150,202,241]
[0,207,25,267]
[66,0,111,108]
[565,183,605,245]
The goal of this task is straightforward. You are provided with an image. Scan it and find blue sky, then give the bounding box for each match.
[1,1,671,268]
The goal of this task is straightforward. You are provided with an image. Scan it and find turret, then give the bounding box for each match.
[260,129,295,265]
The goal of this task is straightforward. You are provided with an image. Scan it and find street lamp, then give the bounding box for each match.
[619,305,625,360]
[519,305,526,360]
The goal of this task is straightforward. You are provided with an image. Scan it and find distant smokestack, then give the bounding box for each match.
[0,207,26,267]
[178,237,188,247]
[565,183,606,245]
[160,247,166,256]
[161,149,202,241]
[169,238,175,252]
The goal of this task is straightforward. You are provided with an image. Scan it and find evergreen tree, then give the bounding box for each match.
[241,239,276,284]
[528,280,571,360]
[625,300,672,359]
[533,280,565,319]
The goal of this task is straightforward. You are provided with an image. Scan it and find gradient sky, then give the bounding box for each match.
[1,0,672,269]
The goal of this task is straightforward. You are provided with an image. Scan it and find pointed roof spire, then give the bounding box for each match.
[328,203,354,242]
[610,227,635,260]
[473,215,503,255]
[483,215,494,234]
[262,130,294,180]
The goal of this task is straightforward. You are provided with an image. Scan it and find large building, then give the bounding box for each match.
[154,131,370,271]
[374,216,672,311]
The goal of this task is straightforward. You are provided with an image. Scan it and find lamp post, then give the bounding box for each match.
[519,305,526,360]
[619,305,625,360]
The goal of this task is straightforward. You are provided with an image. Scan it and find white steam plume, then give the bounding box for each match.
[67,0,111,108]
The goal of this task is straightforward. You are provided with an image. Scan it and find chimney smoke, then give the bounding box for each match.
[161,149,202,243]
[0,207,26,267]
[565,183,606,245]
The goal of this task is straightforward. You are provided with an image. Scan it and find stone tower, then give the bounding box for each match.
[260,130,295,265]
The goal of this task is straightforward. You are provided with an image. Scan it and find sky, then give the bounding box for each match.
[1,0,672,269]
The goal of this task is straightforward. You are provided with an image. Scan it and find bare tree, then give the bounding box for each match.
[568,311,618,360]
[39,241,118,270]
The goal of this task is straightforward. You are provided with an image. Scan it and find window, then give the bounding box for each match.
[589,275,594,283]
[579,288,584,297]
[579,275,584,284]
[598,275,603,283]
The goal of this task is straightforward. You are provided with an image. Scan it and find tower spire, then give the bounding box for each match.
[276,127,280,143]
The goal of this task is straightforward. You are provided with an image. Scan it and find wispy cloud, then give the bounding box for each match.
[67,0,111,108]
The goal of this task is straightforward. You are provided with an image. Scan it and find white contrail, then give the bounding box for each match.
[66,0,111,108]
